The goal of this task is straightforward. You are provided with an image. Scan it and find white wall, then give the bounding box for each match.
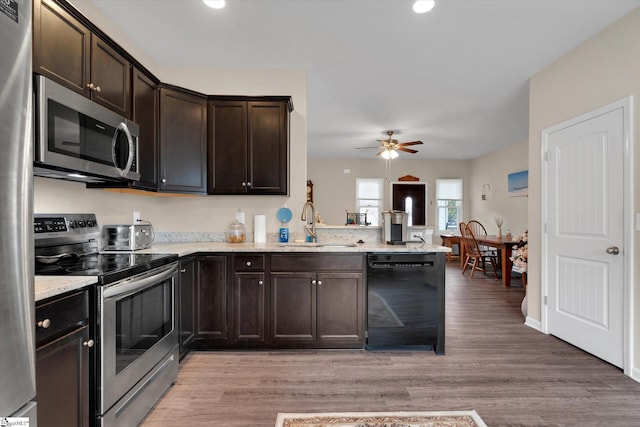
[468,140,529,236]
[529,8,640,372]
[307,158,472,227]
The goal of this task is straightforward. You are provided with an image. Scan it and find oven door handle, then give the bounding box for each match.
[103,262,177,300]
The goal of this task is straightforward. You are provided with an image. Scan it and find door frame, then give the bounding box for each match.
[540,96,634,376]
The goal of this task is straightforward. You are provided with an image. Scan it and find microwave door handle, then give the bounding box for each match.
[111,122,134,178]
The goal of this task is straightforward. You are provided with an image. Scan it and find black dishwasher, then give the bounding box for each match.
[366,253,445,354]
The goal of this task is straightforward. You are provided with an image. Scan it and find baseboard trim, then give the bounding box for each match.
[525,316,542,331]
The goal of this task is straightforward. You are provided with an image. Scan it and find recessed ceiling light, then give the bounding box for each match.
[203,0,226,9]
[413,0,435,14]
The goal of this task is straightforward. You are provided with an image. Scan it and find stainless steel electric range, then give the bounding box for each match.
[35,213,179,426]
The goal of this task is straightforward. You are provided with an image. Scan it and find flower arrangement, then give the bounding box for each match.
[510,230,528,273]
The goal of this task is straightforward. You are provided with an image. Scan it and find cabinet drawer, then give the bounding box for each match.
[271,254,364,272]
[234,254,265,272]
[36,290,89,347]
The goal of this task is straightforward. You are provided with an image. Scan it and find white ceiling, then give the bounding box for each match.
[89,0,640,160]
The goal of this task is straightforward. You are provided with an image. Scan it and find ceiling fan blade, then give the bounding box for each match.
[398,140,423,146]
[355,146,381,149]
[376,149,385,156]
[397,147,419,154]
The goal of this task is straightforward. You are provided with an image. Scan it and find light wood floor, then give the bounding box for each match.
[141,262,640,426]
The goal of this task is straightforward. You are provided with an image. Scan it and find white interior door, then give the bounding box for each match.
[543,100,628,368]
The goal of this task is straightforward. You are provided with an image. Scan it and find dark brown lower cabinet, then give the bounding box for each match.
[270,254,365,349]
[233,272,267,343]
[195,255,228,347]
[35,290,90,427]
[183,253,365,352]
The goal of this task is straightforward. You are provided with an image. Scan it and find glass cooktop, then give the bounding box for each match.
[35,252,178,285]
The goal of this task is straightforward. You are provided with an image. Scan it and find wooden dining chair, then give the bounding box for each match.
[459,222,499,279]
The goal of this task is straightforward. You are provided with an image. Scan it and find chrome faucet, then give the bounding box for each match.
[301,201,317,243]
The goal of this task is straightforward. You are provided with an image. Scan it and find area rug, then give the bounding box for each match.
[275,410,487,427]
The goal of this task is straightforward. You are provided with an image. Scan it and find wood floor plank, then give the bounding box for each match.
[141,262,640,426]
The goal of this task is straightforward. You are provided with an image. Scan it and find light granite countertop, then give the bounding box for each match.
[35,276,98,302]
[137,241,450,258]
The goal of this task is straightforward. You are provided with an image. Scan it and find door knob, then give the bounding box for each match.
[83,339,95,348]
[606,246,620,255]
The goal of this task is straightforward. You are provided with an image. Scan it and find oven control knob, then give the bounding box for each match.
[68,220,76,229]
[85,219,94,227]
[77,220,86,228]
[82,339,95,348]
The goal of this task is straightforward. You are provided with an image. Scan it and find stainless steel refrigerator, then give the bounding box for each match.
[0,0,37,424]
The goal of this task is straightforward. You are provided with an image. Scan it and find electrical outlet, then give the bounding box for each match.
[133,211,141,223]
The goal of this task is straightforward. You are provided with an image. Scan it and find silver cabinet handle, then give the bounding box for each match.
[161,178,167,184]
[95,86,101,93]
[37,319,51,329]
[180,268,187,273]
[246,182,252,187]
[83,339,94,348]
[317,280,322,285]
[258,280,264,286]
[241,182,247,187]
[246,261,252,267]
[311,279,317,285]
[606,246,620,255]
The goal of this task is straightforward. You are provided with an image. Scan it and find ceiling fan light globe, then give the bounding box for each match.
[389,149,399,159]
[413,0,435,14]
[381,149,391,160]
[203,0,226,9]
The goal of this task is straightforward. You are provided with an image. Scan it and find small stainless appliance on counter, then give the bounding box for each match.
[102,223,154,251]
[35,213,178,426]
[381,210,408,244]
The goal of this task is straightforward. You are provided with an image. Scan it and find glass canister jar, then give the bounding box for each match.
[226,219,246,243]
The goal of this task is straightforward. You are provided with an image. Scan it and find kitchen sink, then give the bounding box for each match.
[278,242,358,248]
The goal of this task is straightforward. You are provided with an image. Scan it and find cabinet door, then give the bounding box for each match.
[36,326,90,427]
[317,272,364,345]
[159,88,208,193]
[233,273,266,342]
[90,35,131,118]
[132,69,159,190]
[247,101,288,194]
[270,273,316,343]
[179,257,197,354]
[208,101,248,194]
[33,0,90,96]
[197,255,228,341]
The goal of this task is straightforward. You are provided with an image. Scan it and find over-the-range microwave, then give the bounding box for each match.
[34,74,140,183]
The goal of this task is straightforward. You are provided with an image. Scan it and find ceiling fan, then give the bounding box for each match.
[358,131,424,159]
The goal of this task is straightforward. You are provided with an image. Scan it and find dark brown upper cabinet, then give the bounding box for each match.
[208,97,292,195]
[131,69,159,190]
[33,0,131,118]
[159,87,208,194]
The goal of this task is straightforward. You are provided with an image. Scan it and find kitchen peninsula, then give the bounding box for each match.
[36,240,449,349]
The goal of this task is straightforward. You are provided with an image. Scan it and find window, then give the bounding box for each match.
[436,179,463,232]
[356,178,383,226]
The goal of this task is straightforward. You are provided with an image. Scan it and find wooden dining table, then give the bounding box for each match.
[443,234,515,287]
